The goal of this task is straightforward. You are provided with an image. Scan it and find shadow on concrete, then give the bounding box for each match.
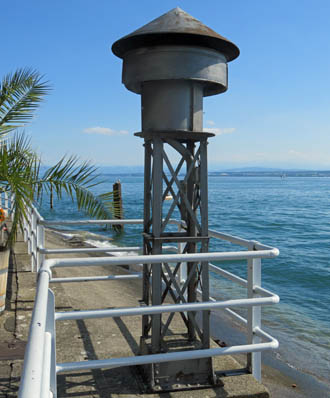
[113,316,139,354]
[5,253,16,311]
[57,318,144,397]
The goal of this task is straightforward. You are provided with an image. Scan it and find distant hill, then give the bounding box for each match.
[210,168,330,177]
[223,167,287,172]
[52,165,330,178]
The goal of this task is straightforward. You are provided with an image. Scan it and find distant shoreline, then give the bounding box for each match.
[97,171,330,178]
[42,164,330,178]
[210,171,330,177]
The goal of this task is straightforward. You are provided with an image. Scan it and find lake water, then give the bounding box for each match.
[39,175,330,385]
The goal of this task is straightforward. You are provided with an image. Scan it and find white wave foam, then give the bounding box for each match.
[49,229,75,240]
[85,239,138,257]
[49,227,139,260]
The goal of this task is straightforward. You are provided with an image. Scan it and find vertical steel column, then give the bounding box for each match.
[142,141,152,338]
[151,137,163,353]
[200,140,210,348]
[186,141,197,341]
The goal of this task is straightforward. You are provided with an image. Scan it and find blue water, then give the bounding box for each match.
[40,175,330,384]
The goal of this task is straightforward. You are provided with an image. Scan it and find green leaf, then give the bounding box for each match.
[0,68,51,136]
[0,69,122,247]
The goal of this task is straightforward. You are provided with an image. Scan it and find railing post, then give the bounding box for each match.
[27,207,32,255]
[10,193,15,220]
[23,215,28,242]
[21,200,27,243]
[4,192,8,213]
[247,244,262,381]
[31,209,37,272]
[37,217,45,272]
[18,270,51,398]
[41,290,56,398]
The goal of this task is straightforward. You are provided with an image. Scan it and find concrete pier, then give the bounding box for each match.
[0,230,270,397]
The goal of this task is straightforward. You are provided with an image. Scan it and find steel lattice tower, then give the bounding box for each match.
[112,7,239,391]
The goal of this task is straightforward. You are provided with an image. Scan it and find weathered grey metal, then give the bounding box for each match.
[112,7,239,61]
[119,42,230,132]
[141,79,204,131]
[150,137,163,353]
[142,140,152,339]
[113,7,239,136]
[112,7,239,392]
[200,140,210,349]
[122,46,228,97]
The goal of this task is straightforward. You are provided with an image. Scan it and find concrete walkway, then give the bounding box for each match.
[0,230,270,398]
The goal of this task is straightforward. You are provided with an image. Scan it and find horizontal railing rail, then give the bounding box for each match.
[19,204,280,398]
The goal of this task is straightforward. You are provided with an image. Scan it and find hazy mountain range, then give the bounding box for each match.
[96,165,330,177]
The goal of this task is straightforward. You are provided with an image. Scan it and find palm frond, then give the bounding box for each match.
[0,67,121,245]
[37,156,116,220]
[0,136,35,247]
[0,68,51,136]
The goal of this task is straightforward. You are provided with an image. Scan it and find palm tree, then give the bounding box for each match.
[0,68,119,247]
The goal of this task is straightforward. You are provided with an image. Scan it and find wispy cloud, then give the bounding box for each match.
[206,120,216,126]
[83,126,129,136]
[204,127,236,136]
[288,149,306,158]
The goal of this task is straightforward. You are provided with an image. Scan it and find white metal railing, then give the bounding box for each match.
[19,204,280,398]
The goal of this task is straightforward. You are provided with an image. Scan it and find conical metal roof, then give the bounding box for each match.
[112,7,239,61]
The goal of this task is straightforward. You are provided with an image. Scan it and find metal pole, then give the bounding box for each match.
[151,137,163,353]
[23,216,27,242]
[247,253,262,381]
[45,290,57,397]
[200,140,210,348]
[142,141,152,337]
[4,191,8,213]
[37,217,45,272]
[186,141,197,341]
[18,270,50,398]
[31,209,37,272]
[27,207,32,255]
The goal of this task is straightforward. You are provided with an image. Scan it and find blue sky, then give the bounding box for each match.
[2,0,330,169]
